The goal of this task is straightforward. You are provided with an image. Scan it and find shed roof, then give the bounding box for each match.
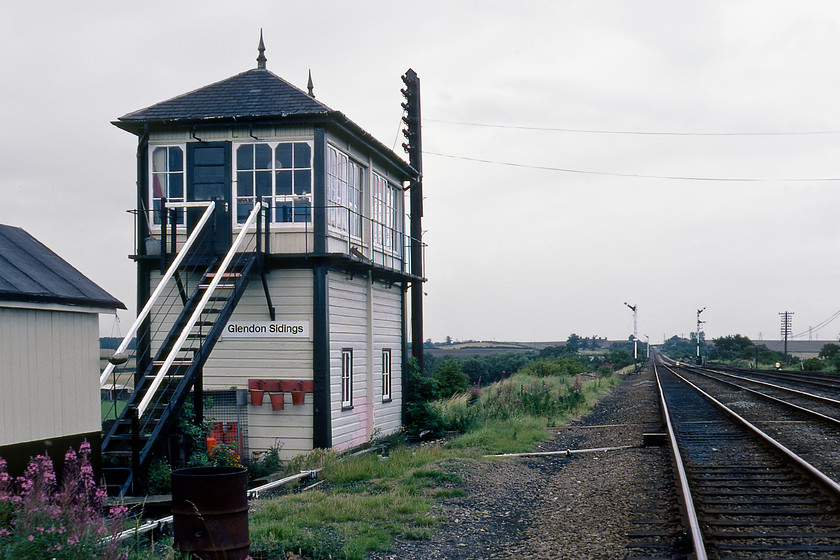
[0,225,125,310]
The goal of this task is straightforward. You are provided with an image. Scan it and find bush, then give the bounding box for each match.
[146,461,171,495]
[249,442,283,481]
[0,442,127,559]
[436,373,586,432]
[802,357,824,371]
[434,360,469,398]
[402,359,443,435]
[520,357,586,377]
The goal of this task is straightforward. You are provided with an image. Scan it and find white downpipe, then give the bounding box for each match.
[136,202,265,418]
[100,201,216,388]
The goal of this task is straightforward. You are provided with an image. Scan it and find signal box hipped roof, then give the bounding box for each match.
[113,61,416,180]
[0,225,125,310]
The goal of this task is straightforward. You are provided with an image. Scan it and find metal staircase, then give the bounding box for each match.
[100,201,269,496]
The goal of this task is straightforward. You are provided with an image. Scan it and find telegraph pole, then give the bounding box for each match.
[401,69,424,373]
[780,311,794,365]
[696,307,705,364]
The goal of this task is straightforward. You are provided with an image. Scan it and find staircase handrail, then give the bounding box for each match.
[136,201,266,418]
[100,201,216,388]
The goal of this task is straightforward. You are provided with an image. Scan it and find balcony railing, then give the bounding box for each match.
[134,200,425,279]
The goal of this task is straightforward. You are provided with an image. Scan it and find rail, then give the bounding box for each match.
[136,202,267,418]
[665,360,840,499]
[100,201,215,388]
[653,361,707,560]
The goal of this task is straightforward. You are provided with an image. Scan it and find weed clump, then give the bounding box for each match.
[0,442,127,559]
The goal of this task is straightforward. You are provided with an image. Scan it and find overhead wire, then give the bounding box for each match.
[425,118,840,136]
[792,309,840,339]
[423,151,840,183]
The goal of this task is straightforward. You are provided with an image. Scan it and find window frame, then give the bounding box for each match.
[148,144,186,227]
[233,140,314,226]
[381,348,392,402]
[341,348,354,409]
[371,172,402,254]
[326,145,364,239]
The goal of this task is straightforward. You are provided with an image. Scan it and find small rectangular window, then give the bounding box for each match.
[341,348,353,409]
[150,145,185,225]
[382,348,392,402]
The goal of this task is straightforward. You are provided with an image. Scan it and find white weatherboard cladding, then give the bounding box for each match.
[0,307,100,446]
[329,275,368,449]
[202,269,314,461]
[328,274,403,450]
[372,283,402,433]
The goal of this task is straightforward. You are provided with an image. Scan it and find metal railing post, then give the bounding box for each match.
[169,207,177,262]
[160,197,168,274]
[130,407,140,494]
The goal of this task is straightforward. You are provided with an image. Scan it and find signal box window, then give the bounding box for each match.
[235,141,312,224]
[150,146,184,225]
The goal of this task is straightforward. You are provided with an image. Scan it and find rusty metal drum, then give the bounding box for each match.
[172,466,250,560]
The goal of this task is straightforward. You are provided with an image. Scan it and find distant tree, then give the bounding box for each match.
[566,333,582,351]
[539,345,576,360]
[604,349,634,370]
[819,343,840,360]
[709,334,755,362]
[661,335,694,361]
[460,356,485,385]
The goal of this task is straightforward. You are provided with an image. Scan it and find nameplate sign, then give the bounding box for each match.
[222,320,310,340]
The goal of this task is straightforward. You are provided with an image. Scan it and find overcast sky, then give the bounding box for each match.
[3,1,840,345]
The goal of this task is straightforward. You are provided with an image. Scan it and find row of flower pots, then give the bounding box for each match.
[248,379,313,411]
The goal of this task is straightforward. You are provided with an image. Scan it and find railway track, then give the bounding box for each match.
[654,357,840,559]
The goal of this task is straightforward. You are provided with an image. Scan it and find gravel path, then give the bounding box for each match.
[370,363,676,560]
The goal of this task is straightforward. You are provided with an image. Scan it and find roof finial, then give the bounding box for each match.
[257,29,267,70]
[307,69,315,98]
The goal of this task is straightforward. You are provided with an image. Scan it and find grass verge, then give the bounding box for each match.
[248,369,627,559]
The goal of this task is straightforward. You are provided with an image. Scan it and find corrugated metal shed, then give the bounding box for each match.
[0,224,125,310]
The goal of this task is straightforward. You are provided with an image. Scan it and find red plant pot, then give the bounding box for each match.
[249,389,265,406]
[269,392,285,411]
[291,390,305,406]
[262,380,281,392]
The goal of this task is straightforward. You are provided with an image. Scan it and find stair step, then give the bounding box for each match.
[205,272,243,279]
[198,283,236,289]
[107,433,152,442]
[104,450,135,457]
[153,360,193,367]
